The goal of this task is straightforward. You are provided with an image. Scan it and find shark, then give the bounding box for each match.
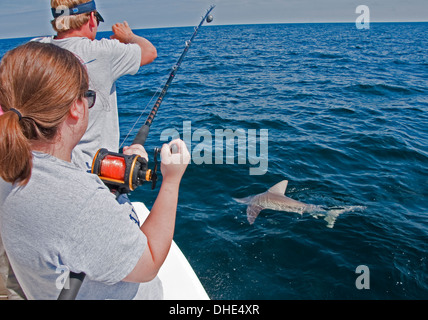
[234,180,366,228]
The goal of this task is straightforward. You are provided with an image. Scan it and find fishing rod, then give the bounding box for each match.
[58,6,215,300]
[132,5,215,146]
[91,5,216,195]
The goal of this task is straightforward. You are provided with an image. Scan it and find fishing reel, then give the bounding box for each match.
[91,147,161,195]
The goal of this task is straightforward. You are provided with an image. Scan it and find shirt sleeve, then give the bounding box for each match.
[100,38,141,82]
[64,189,147,285]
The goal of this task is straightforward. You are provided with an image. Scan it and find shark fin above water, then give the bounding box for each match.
[268,180,288,195]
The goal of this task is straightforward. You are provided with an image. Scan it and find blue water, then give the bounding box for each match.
[1,23,427,300]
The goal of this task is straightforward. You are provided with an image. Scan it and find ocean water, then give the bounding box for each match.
[1,23,427,300]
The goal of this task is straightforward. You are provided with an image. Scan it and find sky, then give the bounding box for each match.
[0,0,427,39]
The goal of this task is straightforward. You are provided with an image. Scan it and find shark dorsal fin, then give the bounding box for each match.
[268,180,288,195]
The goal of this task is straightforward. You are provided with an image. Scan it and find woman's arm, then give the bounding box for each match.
[123,139,190,283]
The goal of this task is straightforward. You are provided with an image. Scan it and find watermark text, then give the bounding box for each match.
[356,5,370,30]
[160,121,269,175]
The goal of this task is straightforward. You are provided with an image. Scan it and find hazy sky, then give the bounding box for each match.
[0,0,427,39]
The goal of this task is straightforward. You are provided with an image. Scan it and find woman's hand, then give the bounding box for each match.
[122,144,148,162]
[160,139,191,185]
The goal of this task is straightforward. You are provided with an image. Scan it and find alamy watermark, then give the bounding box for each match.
[160,121,269,176]
[52,5,72,31]
[356,5,370,30]
[355,265,370,290]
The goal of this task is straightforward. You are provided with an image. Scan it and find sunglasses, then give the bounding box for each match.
[84,90,96,109]
[94,11,104,26]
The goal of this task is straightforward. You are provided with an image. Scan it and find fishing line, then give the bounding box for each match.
[119,85,163,150]
[122,5,216,148]
[91,5,216,198]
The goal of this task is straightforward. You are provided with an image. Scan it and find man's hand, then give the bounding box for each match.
[111,21,136,44]
[110,21,157,66]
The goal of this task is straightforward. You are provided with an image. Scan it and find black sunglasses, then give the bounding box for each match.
[84,90,96,109]
[94,11,104,26]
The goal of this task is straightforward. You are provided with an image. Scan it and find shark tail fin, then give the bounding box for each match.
[324,209,343,229]
[247,204,264,225]
[324,206,367,228]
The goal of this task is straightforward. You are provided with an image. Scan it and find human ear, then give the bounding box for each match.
[89,12,98,28]
[68,99,86,120]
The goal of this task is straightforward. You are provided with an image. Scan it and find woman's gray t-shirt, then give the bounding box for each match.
[0,152,162,300]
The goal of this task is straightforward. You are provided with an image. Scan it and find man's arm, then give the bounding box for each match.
[111,21,157,66]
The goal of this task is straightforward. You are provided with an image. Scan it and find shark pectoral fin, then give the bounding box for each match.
[247,204,264,225]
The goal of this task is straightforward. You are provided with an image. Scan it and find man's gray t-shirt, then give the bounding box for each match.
[0,152,162,300]
[32,37,141,170]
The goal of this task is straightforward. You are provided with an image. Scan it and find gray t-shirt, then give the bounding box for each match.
[0,152,162,300]
[32,36,141,170]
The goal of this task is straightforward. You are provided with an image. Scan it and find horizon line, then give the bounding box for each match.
[1,20,427,41]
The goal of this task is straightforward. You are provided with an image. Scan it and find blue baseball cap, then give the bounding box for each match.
[51,0,104,23]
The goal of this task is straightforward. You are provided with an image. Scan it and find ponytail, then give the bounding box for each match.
[0,111,33,186]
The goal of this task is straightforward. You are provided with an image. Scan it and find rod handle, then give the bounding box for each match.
[132,125,150,146]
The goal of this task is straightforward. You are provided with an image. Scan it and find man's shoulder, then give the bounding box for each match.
[30,36,54,43]
[31,36,123,49]
[31,36,90,48]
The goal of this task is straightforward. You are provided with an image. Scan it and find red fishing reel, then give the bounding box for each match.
[91,148,160,195]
